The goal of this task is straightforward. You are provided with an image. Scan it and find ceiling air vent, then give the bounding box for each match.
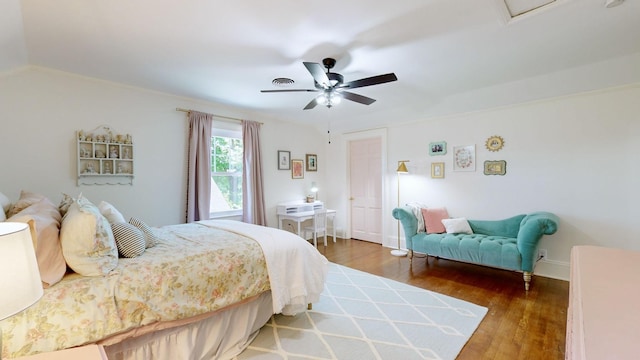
[272,78,294,87]
[504,0,556,17]
[497,0,566,23]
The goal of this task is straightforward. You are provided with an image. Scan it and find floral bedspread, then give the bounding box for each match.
[0,223,270,358]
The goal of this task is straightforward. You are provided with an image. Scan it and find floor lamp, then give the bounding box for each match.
[391,160,409,257]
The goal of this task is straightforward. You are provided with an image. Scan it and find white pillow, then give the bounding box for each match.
[99,201,126,224]
[441,217,473,234]
[60,196,118,276]
[58,192,77,217]
[406,202,428,233]
[0,191,11,219]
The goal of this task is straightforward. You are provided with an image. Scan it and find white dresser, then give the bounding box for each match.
[566,246,640,359]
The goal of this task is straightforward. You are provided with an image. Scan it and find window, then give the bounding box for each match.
[210,125,242,217]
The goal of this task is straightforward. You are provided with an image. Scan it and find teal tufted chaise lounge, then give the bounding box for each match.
[392,206,559,290]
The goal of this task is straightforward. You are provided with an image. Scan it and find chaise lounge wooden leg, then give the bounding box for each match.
[523,271,532,291]
[409,249,414,265]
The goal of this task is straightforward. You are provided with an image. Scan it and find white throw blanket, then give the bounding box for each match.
[197,220,329,315]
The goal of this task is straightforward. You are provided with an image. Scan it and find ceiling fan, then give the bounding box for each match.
[261,58,398,110]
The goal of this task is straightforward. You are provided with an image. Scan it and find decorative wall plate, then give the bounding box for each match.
[485,135,505,152]
[484,160,506,175]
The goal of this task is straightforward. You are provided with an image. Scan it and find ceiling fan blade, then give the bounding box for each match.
[303,97,319,110]
[261,89,318,93]
[303,62,331,88]
[342,73,398,89]
[341,91,376,105]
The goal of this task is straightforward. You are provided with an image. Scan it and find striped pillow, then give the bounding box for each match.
[129,217,159,248]
[111,222,145,258]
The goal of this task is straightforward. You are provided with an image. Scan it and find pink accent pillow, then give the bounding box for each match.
[8,197,66,288]
[6,190,45,218]
[421,207,450,234]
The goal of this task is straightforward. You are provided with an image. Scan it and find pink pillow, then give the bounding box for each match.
[421,207,450,234]
[8,197,66,288]
[6,190,45,218]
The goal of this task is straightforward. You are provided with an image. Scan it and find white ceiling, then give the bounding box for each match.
[2,0,639,132]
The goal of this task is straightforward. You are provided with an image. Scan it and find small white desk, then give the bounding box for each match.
[278,209,336,242]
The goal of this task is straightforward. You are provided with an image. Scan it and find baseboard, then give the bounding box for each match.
[534,258,570,281]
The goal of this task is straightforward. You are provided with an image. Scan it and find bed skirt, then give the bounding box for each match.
[101,291,273,360]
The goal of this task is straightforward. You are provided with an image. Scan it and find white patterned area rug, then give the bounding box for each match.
[235,263,487,360]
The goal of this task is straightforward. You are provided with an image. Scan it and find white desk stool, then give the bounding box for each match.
[303,209,328,247]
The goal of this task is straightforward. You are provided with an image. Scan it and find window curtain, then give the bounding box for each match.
[242,120,266,225]
[186,111,213,222]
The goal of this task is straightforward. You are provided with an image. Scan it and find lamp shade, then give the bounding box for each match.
[396,161,409,173]
[0,222,43,320]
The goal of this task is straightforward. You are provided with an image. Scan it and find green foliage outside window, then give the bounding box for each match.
[211,136,243,210]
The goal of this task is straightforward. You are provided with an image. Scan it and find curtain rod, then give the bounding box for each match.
[175,107,263,124]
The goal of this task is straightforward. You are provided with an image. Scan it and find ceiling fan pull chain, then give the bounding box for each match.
[327,121,332,144]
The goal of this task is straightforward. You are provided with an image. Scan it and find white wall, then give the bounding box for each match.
[4,66,640,281]
[326,83,640,280]
[0,67,326,228]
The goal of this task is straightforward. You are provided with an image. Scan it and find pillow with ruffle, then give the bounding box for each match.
[58,192,76,217]
[60,195,118,276]
[8,197,66,287]
[7,190,45,218]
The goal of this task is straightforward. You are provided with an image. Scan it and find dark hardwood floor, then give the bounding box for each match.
[316,237,569,360]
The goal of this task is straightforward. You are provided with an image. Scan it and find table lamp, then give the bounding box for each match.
[0,222,43,355]
[310,182,318,200]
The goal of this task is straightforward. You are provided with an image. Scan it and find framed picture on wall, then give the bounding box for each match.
[429,141,447,156]
[291,159,304,179]
[453,145,476,172]
[277,150,290,170]
[306,154,317,171]
[431,162,445,178]
[484,160,507,175]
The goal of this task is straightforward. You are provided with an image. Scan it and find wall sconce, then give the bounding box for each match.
[391,160,409,257]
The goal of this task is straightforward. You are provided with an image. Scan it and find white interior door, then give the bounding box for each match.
[349,137,382,243]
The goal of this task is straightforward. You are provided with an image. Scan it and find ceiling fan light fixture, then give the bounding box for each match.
[327,73,343,86]
[261,56,397,110]
[317,91,342,108]
[329,92,342,105]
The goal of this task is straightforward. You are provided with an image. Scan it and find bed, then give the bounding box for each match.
[0,191,328,359]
